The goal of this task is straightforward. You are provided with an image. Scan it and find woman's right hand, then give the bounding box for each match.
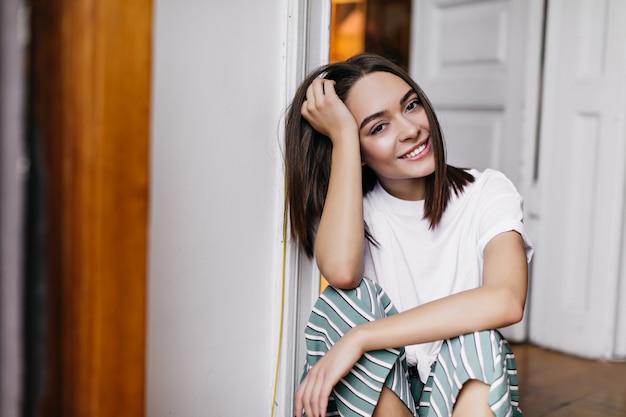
[301,78,359,145]
[294,329,365,417]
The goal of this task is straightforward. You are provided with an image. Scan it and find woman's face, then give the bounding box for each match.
[345,71,435,200]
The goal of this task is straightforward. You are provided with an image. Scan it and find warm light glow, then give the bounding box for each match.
[321,276,329,292]
[329,0,412,71]
[330,0,367,63]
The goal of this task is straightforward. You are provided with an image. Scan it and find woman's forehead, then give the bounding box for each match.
[345,72,412,115]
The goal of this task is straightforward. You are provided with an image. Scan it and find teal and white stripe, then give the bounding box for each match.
[302,278,416,417]
[301,277,524,417]
[414,331,523,417]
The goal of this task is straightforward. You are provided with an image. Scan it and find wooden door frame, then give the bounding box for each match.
[29,1,152,415]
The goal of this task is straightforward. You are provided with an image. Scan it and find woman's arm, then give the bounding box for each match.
[295,230,528,417]
[356,231,528,348]
[301,79,365,289]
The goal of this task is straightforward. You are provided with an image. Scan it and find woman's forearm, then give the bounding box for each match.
[314,137,365,289]
[353,284,526,352]
[352,230,529,350]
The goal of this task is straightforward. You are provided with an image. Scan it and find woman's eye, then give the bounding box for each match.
[371,124,385,135]
[406,98,421,111]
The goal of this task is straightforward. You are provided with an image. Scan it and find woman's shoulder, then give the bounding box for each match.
[466,167,509,182]
[464,168,519,195]
[448,168,522,215]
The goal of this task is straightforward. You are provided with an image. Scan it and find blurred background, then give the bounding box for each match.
[1,0,625,416]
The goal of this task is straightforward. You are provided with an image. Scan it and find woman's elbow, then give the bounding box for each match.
[324,273,362,289]
[498,289,526,326]
[505,303,525,326]
[320,265,364,289]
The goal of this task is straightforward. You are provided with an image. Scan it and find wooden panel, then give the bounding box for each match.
[30,0,152,415]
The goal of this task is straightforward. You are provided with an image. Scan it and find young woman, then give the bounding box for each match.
[285,54,533,417]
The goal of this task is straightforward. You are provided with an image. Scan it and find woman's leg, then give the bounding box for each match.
[416,331,523,417]
[302,278,416,417]
[373,387,414,417]
[452,380,494,417]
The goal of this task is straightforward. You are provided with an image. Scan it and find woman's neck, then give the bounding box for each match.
[378,178,426,201]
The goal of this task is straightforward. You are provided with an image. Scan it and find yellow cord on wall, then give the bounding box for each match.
[271,197,289,417]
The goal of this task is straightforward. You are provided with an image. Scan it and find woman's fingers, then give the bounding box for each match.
[311,78,327,102]
[304,79,318,108]
[308,78,336,102]
[295,332,364,416]
[294,375,307,417]
[318,380,331,417]
[302,79,331,119]
[297,370,317,417]
[300,79,357,141]
[294,376,308,417]
[294,366,333,417]
[308,372,322,417]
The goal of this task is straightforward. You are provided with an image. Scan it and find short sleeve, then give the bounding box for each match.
[476,170,534,262]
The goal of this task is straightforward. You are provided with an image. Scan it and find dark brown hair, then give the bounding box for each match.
[285,54,474,257]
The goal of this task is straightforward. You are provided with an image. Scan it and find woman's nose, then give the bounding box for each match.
[398,115,419,141]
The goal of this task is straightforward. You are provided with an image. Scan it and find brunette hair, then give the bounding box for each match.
[285,54,474,257]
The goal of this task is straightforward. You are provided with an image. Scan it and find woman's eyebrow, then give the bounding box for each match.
[359,110,387,131]
[401,89,415,104]
[359,89,417,131]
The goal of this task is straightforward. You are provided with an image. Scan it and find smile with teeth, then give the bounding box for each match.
[401,142,427,159]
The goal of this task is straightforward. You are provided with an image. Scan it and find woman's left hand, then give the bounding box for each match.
[294,329,364,417]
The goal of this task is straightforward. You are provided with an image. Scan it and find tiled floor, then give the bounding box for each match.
[513,343,626,417]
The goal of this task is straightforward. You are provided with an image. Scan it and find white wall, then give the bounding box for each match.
[147,1,288,415]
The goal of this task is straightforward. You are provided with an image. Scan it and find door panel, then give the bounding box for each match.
[414,0,511,107]
[528,0,626,359]
[437,109,503,170]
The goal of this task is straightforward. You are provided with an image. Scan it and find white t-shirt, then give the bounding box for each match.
[362,168,533,382]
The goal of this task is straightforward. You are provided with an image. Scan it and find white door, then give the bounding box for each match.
[409,0,536,340]
[409,0,530,186]
[528,0,626,359]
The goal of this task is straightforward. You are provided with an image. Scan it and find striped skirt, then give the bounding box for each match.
[301,277,523,417]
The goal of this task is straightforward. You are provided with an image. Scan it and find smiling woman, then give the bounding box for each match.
[285,54,532,417]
